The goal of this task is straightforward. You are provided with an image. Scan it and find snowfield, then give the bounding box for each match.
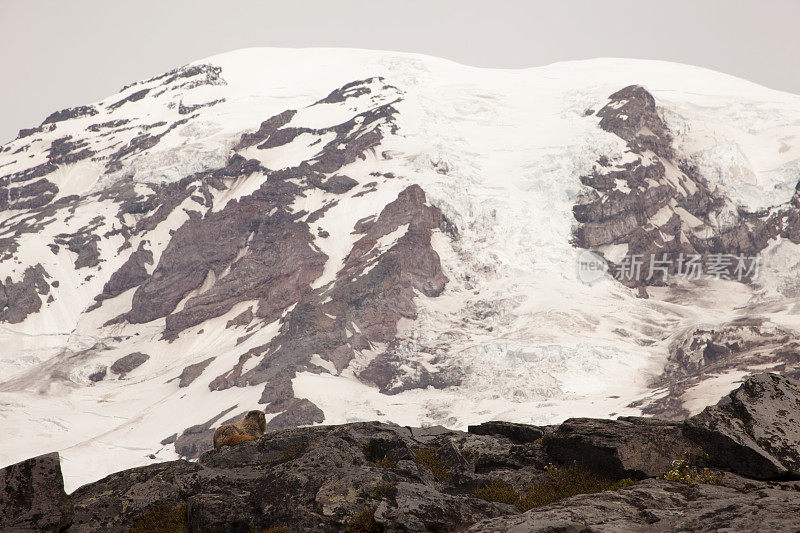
[2,48,800,492]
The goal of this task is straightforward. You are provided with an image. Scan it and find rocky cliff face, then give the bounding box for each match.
[574,84,781,285]
[3,374,800,532]
[2,50,800,491]
[572,84,800,419]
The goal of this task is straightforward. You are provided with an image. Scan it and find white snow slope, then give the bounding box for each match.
[2,48,800,492]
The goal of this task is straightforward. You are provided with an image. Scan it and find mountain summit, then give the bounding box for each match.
[2,48,800,491]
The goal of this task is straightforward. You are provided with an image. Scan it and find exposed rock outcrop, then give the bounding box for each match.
[92,241,153,305]
[0,264,51,324]
[572,84,790,289]
[467,478,800,532]
[110,352,150,377]
[265,398,325,431]
[574,85,733,285]
[42,105,99,125]
[685,372,800,479]
[4,374,800,532]
[69,422,517,532]
[544,416,704,479]
[468,421,546,444]
[177,357,215,388]
[0,452,73,532]
[10,374,800,532]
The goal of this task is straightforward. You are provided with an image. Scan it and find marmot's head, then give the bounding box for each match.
[245,410,267,433]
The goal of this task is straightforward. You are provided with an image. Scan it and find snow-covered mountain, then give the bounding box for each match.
[2,48,800,492]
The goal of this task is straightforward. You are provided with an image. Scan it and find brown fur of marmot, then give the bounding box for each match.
[213,410,267,449]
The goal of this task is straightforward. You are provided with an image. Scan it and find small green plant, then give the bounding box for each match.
[362,441,380,462]
[362,440,396,468]
[472,467,634,512]
[130,502,188,533]
[374,456,395,469]
[346,505,382,533]
[472,478,520,506]
[516,463,635,512]
[280,443,304,461]
[663,460,723,485]
[609,478,636,490]
[261,526,296,533]
[413,447,451,482]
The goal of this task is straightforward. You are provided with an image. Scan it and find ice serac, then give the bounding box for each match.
[2,49,800,490]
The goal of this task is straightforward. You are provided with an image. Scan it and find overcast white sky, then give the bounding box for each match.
[1,0,799,143]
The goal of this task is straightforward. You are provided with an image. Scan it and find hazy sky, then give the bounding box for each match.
[1,0,799,143]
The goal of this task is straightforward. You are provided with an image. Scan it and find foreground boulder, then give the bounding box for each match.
[467,478,800,532]
[543,416,703,479]
[69,423,518,532]
[69,461,202,532]
[467,421,546,443]
[0,452,73,532]
[8,372,800,532]
[685,373,800,479]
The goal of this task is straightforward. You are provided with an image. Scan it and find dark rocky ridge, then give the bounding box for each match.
[2,74,456,464]
[0,452,73,532]
[573,85,800,420]
[0,264,51,324]
[0,63,232,325]
[685,372,800,479]
[3,373,800,532]
[573,84,800,286]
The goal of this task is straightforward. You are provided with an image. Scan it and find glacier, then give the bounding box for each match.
[2,48,800,492]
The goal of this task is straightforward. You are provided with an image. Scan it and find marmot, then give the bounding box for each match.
[213,410,267,449]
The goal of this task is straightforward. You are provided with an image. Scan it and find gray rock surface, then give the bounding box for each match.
[70,421,514,532]
[0,452,73,532]
[468,421,546,443]
[91,241,153,306]
[467,478,800,532]
[10,374,800,532]
[177,356,215,387]
[265,398,325,431]
[685,372,800,479]
[110,352,150,376]
[544,416,703,479]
